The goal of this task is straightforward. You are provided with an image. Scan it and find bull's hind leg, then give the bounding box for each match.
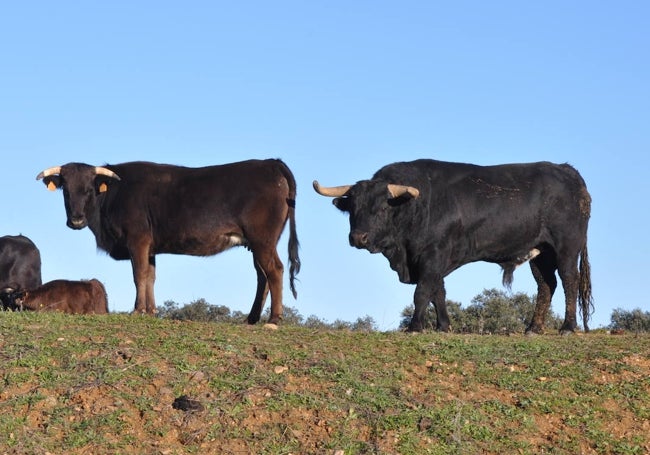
[432,281,450,332]
[247,246,284,325]
[247,259,269,325]
[526,252,557,335]
[557,252,581,335]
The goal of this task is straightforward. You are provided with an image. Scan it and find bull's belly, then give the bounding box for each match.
[483,247,542,268]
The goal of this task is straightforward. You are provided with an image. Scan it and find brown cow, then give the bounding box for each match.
[11,279,109,314]
[36,159,300,323]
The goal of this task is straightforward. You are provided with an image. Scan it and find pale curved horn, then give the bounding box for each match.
[36,166,62,180]
[387,184,420,199]
[313,180,352,197]
[95,166,121,181]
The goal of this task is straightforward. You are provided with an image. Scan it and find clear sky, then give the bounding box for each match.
[2,1,648,329]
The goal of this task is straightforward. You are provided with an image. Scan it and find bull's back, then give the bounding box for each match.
[378,159,589,258]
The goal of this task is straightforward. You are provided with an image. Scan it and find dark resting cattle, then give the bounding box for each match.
[314,159,592,335]
[0,235,42,310]
[8,279,109,314]
[36,159,300,323]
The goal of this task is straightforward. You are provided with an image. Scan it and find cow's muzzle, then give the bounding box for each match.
[67,217,87,230]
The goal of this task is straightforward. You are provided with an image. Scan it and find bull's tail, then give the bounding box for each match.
[578,243,593,332]
[277,160,301,298]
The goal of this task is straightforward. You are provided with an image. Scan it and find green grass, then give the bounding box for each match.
[0,312,649,454]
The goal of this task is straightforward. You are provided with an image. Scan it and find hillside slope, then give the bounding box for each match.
[1,313,648,454]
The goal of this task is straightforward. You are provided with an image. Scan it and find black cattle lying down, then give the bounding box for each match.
[0,234,42,310]
[314,159,593,335]
[7,279,109,314]
[36,159,300,324]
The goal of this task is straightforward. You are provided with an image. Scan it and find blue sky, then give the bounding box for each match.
[2,1,648,329]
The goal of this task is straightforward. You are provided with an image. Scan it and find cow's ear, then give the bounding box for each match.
[333,197,350,212]
[41,176,61,191]
[95,177,112,194]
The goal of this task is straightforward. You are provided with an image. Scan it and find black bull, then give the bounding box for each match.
[37,159,300,323]
[314,159,592,334]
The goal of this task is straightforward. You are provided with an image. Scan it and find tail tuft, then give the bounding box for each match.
[578,245,593,331]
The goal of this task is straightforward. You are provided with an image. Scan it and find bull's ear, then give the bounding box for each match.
[333,197,350,212]
[41,176,61,191]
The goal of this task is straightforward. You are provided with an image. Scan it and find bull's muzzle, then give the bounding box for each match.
[349,231,369,249]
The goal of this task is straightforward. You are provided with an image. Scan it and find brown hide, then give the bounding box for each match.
[19,279,108,314]
[37,159,301,323]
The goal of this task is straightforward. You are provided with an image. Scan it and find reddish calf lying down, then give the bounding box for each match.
[13,279,108,314]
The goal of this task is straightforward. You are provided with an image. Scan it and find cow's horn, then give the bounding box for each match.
[313,180,352,197]
[95,167,121,181]
[36,166,62,180]
[387,184,420,199]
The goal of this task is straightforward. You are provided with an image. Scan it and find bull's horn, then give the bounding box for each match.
[36,166,62,180]
[95,166,121,181]
[313,180,352,197]
[387,184,420,199]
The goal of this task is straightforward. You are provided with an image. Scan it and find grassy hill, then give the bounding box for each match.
[0,312,648,454]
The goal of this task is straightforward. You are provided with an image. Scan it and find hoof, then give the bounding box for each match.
[525,325,545,336]
[407,323,424,333]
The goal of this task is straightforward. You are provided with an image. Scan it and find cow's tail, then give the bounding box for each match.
[278,160,301,298]
[578,243,593,332]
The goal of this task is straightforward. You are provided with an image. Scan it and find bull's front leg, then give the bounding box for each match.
[409,275,449,332]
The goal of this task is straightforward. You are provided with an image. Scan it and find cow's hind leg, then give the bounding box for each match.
[130,244,157,315]
[248,247,284,325]
[145,255,156,314]
[526,252,557,335]
[247,258,270,325]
